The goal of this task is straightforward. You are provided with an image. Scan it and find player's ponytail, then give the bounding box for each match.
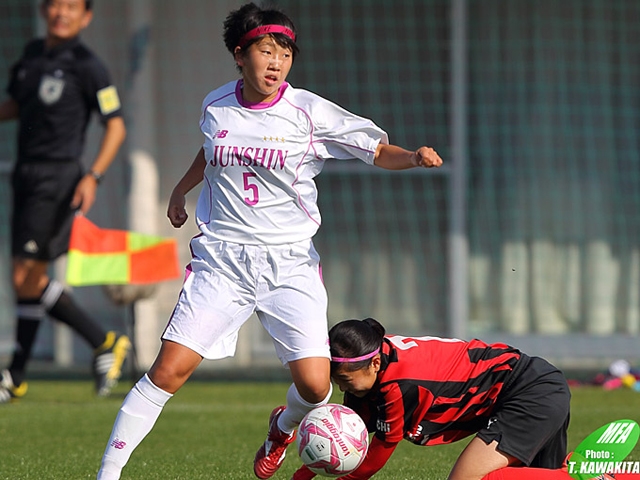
[329,318,385,373]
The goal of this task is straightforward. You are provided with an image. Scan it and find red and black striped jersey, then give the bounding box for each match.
[344,335,529,446]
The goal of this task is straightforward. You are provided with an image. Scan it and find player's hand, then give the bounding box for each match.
[412,146,443,168]
[70,174,98,214]
[290,464,317,480]
[167,188,188,228]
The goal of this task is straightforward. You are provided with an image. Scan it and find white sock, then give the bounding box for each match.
[278,383,333,433]
[97,374,172,480]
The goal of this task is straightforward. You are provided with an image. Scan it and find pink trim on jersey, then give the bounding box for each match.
[184,263,193,281]
[187,233,204,261]
[235,80,289,109]
[280,95,378,228]
[199,90,235,129]
[198,81,381,240]
[281,95,322,227]
[197,175,215,229]
[313,138,377,155]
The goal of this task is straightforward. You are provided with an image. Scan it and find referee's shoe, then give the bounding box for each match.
[93,331,131,397]
[0,369,28,404]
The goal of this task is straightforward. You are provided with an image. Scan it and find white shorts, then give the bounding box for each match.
[162,236,330,365]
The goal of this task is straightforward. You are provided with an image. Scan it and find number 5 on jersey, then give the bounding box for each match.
[243,172,259,205]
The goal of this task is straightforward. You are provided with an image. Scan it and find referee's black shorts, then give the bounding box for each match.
[476,355,571,468]
[11,161,83,261]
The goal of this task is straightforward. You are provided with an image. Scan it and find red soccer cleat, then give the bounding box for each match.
[254,406,297,479]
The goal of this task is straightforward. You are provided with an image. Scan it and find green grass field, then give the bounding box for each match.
[0,380,639,479]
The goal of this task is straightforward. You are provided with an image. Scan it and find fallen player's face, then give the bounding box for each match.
[332,361,380,398]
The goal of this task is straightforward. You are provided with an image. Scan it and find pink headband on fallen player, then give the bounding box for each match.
[331,348,381,363]
[238,25,296,48]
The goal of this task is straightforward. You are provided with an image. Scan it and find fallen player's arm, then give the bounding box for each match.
[290,437,398,480]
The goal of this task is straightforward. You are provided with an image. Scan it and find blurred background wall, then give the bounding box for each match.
[0,0,638,374]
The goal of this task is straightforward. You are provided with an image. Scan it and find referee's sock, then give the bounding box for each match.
[8,300,44,386]
[41,280,107,349]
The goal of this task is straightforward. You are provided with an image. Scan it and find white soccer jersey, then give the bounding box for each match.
[197,80,389,245]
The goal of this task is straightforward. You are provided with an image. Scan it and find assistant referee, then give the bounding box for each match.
[0,0,129,403]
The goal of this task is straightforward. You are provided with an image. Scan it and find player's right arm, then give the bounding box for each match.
[339,437,398,479]
[374,143,443,170]
[290,438,398,480]
[167,147,206,228]
[0,98,19,122]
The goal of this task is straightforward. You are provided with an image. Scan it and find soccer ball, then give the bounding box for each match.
[297,403,369,477]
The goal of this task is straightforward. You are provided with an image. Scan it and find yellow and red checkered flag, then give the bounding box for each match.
[66,215,181,286]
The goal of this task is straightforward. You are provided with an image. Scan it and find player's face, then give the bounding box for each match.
[331,356,381,398]
[42,0,92,47]
[235,37,293,104]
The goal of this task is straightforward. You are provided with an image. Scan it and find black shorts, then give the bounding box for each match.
[476,356,571,468]
[11,161,83,261]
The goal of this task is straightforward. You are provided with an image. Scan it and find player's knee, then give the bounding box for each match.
[289,357,331,403]
[13,261,49,297]
[147,358,197,393]
[147,366,186,393]
[295,379,331,404]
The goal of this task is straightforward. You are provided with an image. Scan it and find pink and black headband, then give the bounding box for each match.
[331,348,380,363]
[238,25,296,48]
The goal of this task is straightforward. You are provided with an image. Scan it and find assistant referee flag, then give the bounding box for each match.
[66,215,181,286]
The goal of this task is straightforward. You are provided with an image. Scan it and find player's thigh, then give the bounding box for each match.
[148,340,204,393]
[162,249,257,360]
[448,437,513,480]
[257,241,330,365]
[288,357,331,402]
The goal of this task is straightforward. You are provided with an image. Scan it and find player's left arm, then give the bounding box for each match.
[71,115,126,213]
[373,143,442,170]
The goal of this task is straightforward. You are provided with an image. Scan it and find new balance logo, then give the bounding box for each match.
[213,129,229,138]
[110,438,127,450]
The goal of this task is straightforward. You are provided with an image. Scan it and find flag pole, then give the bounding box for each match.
[125,301,140,383]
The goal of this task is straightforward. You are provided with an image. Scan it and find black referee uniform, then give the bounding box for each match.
[8,36,123,260]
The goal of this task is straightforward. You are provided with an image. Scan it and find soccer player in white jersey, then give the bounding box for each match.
[96,3,443,479]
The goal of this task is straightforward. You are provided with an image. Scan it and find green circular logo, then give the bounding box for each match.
[567,419,640,479]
